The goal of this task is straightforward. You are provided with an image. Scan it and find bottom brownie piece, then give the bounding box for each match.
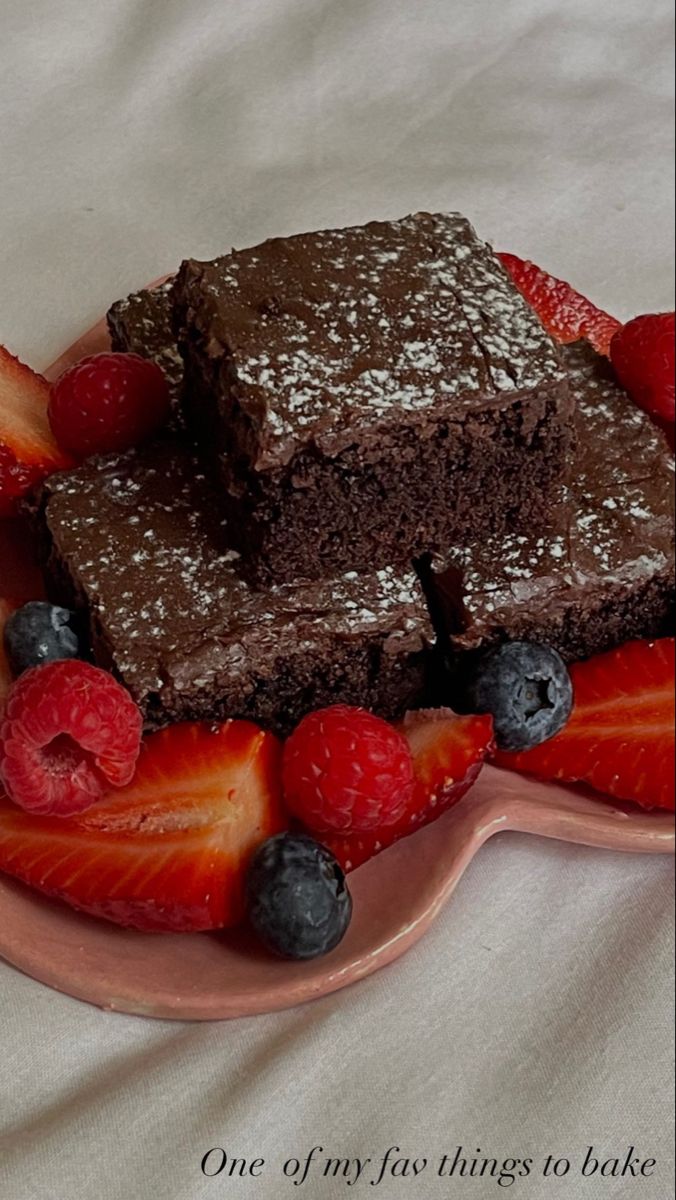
[425,342,675,667]
[31,442,433,735]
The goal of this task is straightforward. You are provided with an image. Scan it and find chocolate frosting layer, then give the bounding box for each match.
[175,212,566,470]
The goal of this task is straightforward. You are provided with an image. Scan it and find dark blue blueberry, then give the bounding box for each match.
[3,601,82,677]
[246,833,352,960]
[464,640,573,752]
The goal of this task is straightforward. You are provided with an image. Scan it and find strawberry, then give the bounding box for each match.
[499,253,621,355]
[495,639,675,812]
[321,709,494,871]
[0,720,287,931]
[610,312,675,425]
[0,598,21,707]
[0,346,73,517]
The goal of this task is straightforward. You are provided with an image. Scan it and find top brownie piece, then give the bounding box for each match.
[107,279,184,428]
[174,213,573,583]
[176,212,565,467]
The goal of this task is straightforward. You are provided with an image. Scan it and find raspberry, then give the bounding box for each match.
[282,705,415,833]
[324,709,494,871]
[49,352,170,458]
[0,660,142,817]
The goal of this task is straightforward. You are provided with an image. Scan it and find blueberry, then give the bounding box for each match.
[3,601,82,677]
[464,641,573,752]
[246,833,353,960]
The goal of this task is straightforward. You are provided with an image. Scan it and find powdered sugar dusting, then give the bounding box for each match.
[185,213,565,467]
[43,443,430,708]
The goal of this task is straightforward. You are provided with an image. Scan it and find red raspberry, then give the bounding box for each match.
[282,705,415,833]
[0,660,142,817]
[610,312,675,425]
[49,352,170,458]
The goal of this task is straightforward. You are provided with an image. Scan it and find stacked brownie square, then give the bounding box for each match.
[33,441,431,734]
[172,212,573,584]
[424,341,675,663]
[33,213,674,735]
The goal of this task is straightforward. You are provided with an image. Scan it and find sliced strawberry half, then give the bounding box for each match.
[322,709,494,871]
[0,346,73,517]
[499,253,621,355]
[0,720,287,931]
[610,312,675,426]
[495,639,675,812]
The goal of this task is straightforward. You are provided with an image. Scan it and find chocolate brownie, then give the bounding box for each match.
[107,279,184,427]
[173,212,573,584]
[424,342,675,666]
[32,442,433,735]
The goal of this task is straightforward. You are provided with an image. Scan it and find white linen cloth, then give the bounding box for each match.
[0,1,674,1197]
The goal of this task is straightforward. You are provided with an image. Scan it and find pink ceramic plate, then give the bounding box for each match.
[0,298,673,1021]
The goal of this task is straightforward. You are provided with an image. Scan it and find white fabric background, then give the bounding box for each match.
[0,1,674,1197]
